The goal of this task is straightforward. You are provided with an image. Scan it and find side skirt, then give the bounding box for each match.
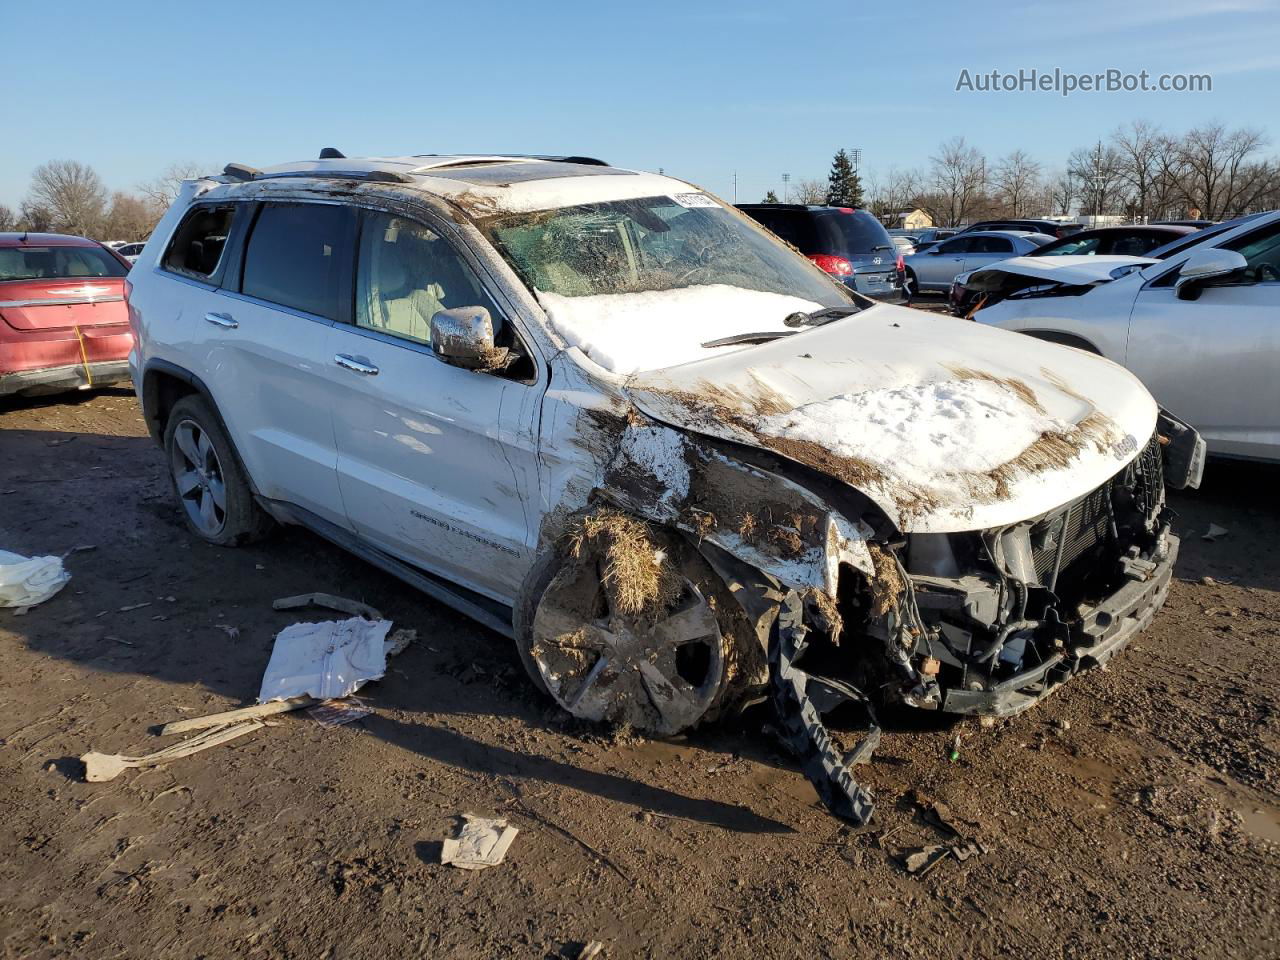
[259,498,516,639]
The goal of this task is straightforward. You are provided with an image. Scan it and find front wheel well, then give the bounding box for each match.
[1019,330,1103,355]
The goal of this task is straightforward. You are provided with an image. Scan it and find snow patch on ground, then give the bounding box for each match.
[757,379,1072,484]
[537,284,823,374]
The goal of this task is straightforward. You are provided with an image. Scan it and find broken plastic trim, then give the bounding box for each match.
[768,591,878,825]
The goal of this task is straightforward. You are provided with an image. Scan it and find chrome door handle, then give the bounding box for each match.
[204,312,238,329]
[334,354,379,376]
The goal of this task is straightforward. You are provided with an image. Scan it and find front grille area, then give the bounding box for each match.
[1031,483,1114,584]
[1127,433,1165,521]
[1029,432,1163,588]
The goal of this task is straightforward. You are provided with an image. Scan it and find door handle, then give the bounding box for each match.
[335,354,379,376]
[204,312,238,329]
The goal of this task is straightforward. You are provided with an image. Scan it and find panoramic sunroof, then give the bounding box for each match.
[424,162,635,184]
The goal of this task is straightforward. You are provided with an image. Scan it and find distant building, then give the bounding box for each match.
[887,209,933,230]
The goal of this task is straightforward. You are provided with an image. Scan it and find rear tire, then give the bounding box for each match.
[163,395,273,546]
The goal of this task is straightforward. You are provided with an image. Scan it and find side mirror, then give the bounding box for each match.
[927,247,942,255]
[1175,248,1248,300]
[430,306,501,369]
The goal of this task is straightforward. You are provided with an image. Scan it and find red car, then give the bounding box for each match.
[0,232,133,396]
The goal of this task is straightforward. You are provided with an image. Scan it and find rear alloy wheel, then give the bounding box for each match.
[525,545,732,736]
[171,418,227,537]
[163,395,272,546]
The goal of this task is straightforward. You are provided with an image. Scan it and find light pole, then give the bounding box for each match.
[781,173,791,203]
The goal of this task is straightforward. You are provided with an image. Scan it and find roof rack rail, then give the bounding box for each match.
[223,166,415,185]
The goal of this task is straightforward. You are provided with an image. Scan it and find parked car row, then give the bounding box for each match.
[972,209,1280,463]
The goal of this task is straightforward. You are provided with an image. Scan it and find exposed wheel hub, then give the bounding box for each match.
[531,561,726,736]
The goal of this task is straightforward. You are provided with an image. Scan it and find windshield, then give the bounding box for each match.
[482,195,859,375]
[0,245,128,282]
[484,195,851,306]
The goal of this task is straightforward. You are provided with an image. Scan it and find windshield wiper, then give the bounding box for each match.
[784,305,862,328]
[701,331,796,348]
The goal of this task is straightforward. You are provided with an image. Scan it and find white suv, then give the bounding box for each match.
[126,153,1202,823]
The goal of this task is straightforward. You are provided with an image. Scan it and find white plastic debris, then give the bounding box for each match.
[257,618,393,703]
[441,814,519,870]
[1202,524,1229,542]
[0,550,71,609]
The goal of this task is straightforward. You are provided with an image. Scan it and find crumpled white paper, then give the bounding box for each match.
[441,814,519,870]
[0,550,71,608]
[257,618,393,703]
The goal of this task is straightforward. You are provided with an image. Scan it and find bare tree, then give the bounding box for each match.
[137,161,217,208]
[26,160,108,237]
[991,150,1042,217]
[1068,142,1126,218]
[920,138,987,227]
[1175,123,1270,218]
[18,201,54,233]
[1042,169,1075,217]
[791,178,827,205]
[866,167,924,225]
[103,192,164,240]
[1111,121,1164,222]
[0,204,17,232]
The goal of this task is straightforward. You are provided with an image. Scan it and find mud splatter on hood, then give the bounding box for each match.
[623,302,1158,533]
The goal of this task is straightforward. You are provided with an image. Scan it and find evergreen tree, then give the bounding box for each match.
[762,189,779,203]
[825,149,864,206]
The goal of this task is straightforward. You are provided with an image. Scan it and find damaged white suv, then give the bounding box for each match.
[126,153,1203,823]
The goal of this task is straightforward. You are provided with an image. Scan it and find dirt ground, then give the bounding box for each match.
[1,383,1277,960]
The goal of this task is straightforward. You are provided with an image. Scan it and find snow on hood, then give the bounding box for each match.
[623,302,1158,534]
[537,284,824,374]
[964,254,1155,292]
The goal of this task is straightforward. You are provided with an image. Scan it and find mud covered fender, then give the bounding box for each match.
[599,420,880,598]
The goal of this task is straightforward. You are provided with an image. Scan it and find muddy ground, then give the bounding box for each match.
[1,383,1277,960]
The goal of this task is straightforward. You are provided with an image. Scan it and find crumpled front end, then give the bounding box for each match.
[887,431,1178,716]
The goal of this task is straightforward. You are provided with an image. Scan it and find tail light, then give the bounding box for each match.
[895,254,905,274]
[808,254,854,277]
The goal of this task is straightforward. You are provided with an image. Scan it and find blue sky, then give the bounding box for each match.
[4,0,1278,209]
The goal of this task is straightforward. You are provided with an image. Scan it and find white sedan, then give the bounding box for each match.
[973,211,1280,462]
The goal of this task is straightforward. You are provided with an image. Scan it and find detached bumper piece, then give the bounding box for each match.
[769,592,879,825]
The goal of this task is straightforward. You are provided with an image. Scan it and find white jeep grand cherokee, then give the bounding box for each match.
[126,152,1203,823]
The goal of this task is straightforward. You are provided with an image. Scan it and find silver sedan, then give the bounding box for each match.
[904,230,1053,295]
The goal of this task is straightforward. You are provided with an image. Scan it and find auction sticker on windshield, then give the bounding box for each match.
[670,193,719,208]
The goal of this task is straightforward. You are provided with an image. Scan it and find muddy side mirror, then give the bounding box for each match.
[1175,248,1248,300]
[430,306,496,368]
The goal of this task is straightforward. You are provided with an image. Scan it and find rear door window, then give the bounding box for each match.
[241,203,352,319]
[163,205,237,280]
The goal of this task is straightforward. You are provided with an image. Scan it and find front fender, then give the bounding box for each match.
[600,420,876,596]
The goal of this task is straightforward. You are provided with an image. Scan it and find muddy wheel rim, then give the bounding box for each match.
[531,560,726,736]
[171,419,227,537]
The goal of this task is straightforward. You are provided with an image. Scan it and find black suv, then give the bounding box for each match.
[959,218,1075,239]
[737,204,904,302]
